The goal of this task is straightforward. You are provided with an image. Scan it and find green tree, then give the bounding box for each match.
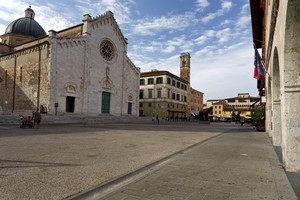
[251,105,265,127]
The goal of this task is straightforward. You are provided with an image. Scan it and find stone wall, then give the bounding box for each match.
[265,0,300,172]
[0,42,50,114]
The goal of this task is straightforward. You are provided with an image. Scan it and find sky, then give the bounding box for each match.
[0,0,258,102]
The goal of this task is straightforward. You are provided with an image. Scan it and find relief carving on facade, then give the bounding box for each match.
[102,66,114,90]
[65,82,77,93]
[128,94,133,101]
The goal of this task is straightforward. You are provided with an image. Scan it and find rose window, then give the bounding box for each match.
[100,41,114,61]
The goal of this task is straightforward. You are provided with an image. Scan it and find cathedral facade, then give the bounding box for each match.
[0,7,140,116]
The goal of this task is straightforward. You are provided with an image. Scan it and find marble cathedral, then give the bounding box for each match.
[0,7,140,116]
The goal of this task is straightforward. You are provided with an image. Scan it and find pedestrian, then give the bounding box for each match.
[32,110,42,129]
[156,115,159,124]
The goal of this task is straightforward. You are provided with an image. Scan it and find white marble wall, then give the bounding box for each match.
[48,13,139,116]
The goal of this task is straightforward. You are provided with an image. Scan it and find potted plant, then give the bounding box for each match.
[250,105,265,131]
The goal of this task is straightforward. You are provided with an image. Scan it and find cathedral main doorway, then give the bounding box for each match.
[101,92,111,113]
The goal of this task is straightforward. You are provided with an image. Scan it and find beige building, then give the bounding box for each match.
[139,70,188,120]
[0,7,139,116]
[207,93,260,120]
[250,0,300,172]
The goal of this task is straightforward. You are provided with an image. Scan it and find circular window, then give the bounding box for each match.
[100,40,114,61]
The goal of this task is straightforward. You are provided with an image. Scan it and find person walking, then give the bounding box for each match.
[32,110,42,129]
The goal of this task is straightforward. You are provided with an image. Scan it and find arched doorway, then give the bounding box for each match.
[271,47,281,146]
[282,0,300,172]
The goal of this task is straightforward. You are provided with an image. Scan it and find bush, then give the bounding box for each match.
[251,105,265,127]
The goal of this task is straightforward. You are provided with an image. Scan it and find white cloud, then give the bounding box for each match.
[202,1,233,23]
[162,46,176,53]
[75,0,135,25]
[191,43,258,101]
[215,28,231,43]
[195,30,216,45]
[195,0,210,11]
[132,12,197,36]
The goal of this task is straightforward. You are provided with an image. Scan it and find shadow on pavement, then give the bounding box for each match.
[274,145,300,199]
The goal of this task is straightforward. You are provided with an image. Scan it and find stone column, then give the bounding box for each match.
[282,87,300,172]
[271,100,281,146]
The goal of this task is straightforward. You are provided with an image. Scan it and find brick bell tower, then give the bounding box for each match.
[180,52,191,115]
[180,52,191,83]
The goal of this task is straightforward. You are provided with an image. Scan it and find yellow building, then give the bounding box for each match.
[208,93,260,121]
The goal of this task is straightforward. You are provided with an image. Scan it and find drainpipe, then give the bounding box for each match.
[12,55,17,113]
[37,45,41,111]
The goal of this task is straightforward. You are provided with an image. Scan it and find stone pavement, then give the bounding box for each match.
[69,127,298,200]
[0,121,230,200]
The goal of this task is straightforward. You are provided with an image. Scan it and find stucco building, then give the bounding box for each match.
[207,93,260,121]
[250,0,300,172]
[190,87,204,115]
[139,70,188,120]
[0,7,139,116]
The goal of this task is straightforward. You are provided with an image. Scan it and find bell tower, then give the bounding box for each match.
[180,52,190,83]
[180,52,191,115]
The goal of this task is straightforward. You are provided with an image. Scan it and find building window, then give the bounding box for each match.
[191,106,193,110]
[172,80,176,86]
[177,82,180,88]
[140,79,145,85]
[140,103,143,107]
[167,78,171,84]
[181,84,184,89]
[148,89,153,98]
[176,94,180,100]
[148,103,152,107]
[148,78,154,84]
[219,111,221,114]
[139,90,144,99]
[219,106,221,109]
[156,77,163,84]
[215,106,217,109]
[172,93,175,100]
[215,111,217,114]
[184,85,187,90]
[157,89,162,98]
[184,96,187,102]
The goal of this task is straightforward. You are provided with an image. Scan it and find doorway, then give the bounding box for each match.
[102,92,111,113]
[128,102,132,115]
[66,96,75,112]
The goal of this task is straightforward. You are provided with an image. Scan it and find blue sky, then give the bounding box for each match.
[0,0,257,102]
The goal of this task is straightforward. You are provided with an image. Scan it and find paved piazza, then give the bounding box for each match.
[0,122,237,200]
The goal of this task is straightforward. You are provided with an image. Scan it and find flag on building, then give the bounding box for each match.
[254,47,264,76]
[254,66,261,80]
